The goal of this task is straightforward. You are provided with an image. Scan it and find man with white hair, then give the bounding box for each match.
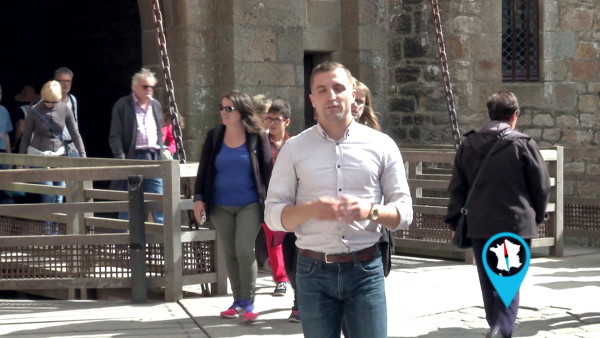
[109,68,164,223]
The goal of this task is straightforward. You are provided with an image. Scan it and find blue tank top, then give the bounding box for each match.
[213,142,259,207]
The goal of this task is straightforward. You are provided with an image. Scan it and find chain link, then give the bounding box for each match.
[430,0,462,150]
[151,0,187,163]
[151,1,200,233]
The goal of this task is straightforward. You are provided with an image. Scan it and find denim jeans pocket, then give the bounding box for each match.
[297,254,318,277]
[358,254,384,274]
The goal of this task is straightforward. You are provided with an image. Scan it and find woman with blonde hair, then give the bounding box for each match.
[352,79,381,131]
[19,80,86,233]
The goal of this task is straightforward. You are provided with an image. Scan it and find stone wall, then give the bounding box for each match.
[141,0,306,156]
[386,0,600,197]
[137,0,599,196]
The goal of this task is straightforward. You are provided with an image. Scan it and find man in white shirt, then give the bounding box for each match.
[265,61,413,338]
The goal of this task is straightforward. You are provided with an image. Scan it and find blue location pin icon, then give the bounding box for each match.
[482,232,531,308]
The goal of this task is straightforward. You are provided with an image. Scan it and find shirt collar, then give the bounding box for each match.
[316,119,355,141]
[132,92,154,106]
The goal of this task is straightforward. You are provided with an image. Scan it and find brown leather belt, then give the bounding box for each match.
[298,244,378,264]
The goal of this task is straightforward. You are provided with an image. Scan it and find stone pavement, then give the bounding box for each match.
[180,245,600,337]
[0,245,599,337]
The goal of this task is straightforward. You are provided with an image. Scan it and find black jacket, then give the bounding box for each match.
[108,94,163,159]
[445,121,550,239]
[193,124,272,222]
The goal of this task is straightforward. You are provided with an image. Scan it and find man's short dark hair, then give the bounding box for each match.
[487,91,520,122]
[310,61,353,90]
[267,99,291,120]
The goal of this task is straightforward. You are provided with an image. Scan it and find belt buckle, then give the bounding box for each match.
[323,253,333,263]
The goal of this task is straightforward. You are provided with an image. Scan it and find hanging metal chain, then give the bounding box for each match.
[430,0,462,150]
[151,1,201,230]
[151,0,208,294]
[151,0,187,163]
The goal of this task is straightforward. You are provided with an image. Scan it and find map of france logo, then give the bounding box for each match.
[482,232,531,308]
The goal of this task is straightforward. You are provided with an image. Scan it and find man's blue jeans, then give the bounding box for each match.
[118,177,164,224]
[296,249,387,338]
[39,180,65,235]
[39,180,65,204]
[118,150,164,224]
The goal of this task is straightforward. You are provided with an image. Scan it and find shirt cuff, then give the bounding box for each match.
[265,203,287,232]
[389,202,413,231]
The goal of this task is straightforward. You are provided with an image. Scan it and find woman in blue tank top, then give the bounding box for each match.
[193,90,272,323]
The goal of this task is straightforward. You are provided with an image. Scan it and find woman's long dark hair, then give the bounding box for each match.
[223,90,262,134]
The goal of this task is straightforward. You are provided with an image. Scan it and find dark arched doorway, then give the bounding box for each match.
[0,0,142,158]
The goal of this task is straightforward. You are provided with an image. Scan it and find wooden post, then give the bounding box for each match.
[129,175,147,303]
[550,146,564,257]
[162,160,183,301]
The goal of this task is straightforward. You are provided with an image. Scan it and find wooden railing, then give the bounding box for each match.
[0,153,225,301]
[398,146,564,262]
[563,148,600,244]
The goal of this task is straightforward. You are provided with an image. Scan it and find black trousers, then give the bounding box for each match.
[472,238,531,338]
[281,232,298,310]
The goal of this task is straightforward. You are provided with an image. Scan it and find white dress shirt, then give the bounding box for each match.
[265,120,413,253]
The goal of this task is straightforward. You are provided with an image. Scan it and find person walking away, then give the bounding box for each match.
[445,91,550,338]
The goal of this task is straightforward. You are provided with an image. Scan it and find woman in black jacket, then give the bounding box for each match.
[446,91,550,338]
[193,90,271,323]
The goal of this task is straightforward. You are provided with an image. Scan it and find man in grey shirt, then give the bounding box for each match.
[265,61,413,338]
[55,67,79,156]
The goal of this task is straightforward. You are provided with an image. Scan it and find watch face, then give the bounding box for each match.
[371,208,379,220]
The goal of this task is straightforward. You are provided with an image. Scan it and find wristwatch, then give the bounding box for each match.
[368,204,380,221]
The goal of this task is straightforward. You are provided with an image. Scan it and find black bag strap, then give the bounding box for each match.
[461,137,503,215]
[31,106,63,141]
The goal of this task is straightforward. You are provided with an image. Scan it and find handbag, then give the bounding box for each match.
[379,227,395,277]
[31,107,70,156]
[452,214,470,249]
[452,138,503,249]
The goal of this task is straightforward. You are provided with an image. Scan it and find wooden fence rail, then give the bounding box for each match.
[0,153,224,302]
[563,148,600,243]
[1,145,596,297]
[398,146,564,263]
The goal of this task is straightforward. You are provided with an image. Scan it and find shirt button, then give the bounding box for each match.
[337,165,340,168]
[339,188,342,192]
